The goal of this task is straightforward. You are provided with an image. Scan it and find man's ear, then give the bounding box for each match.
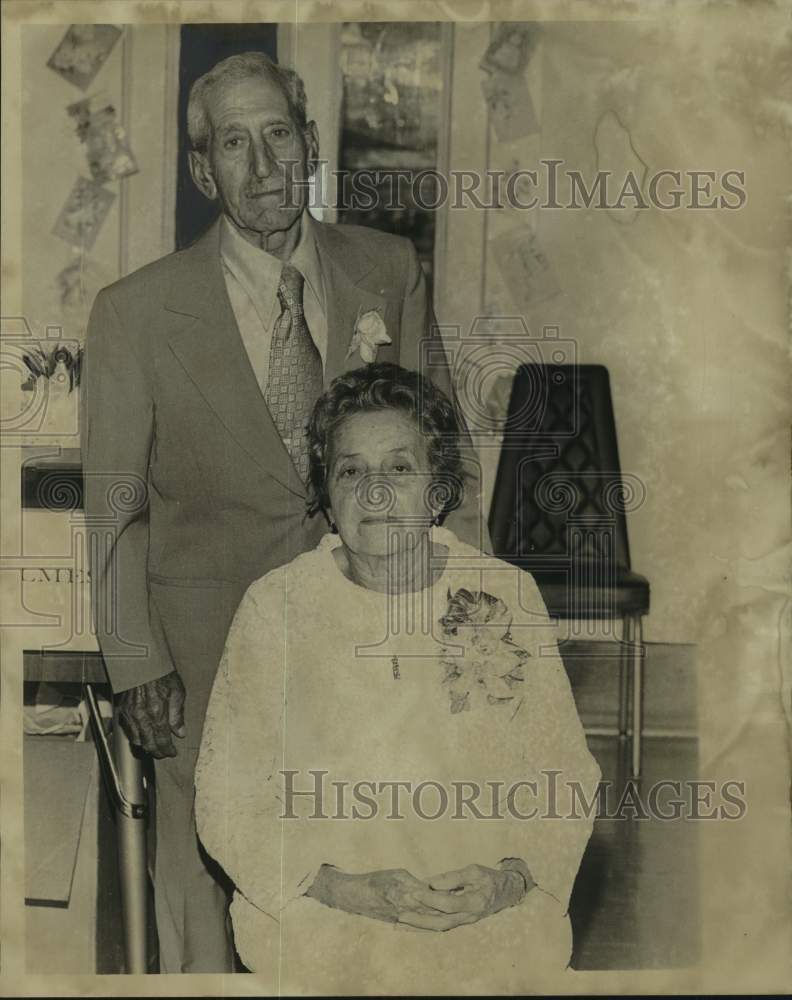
[189,150,218,201]
[304,120,320,176]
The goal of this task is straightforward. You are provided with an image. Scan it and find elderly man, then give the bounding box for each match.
[82,52,486,972]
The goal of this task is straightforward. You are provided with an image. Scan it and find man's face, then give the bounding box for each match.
[191,74,318,238]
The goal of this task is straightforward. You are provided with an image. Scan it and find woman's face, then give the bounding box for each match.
[326,409,438,558]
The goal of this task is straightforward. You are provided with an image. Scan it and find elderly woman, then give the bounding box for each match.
[195,363,600,994]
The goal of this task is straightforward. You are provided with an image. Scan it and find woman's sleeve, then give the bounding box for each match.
[491,568,602,915]
[195,576,321,922]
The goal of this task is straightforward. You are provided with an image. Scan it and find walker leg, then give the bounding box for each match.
[113,718,149,974]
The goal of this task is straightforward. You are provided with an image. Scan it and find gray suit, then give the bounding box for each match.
[82,217,487,971]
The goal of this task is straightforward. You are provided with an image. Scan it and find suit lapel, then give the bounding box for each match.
[164,221,304,497]
[314,222,394,383]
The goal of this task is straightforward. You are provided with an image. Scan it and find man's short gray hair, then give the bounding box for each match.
[187,52,308,153]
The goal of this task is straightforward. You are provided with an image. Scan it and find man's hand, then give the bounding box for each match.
[118,671,186,758]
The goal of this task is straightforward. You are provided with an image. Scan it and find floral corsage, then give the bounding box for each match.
[438,588,529,713]
[346,307,391,363]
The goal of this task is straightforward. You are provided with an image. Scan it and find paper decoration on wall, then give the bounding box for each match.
[21,344,82,393]
[481,71,539,142]
[491,227,561,309]
[47,24,122,91]
[594,110,649,226]
[4,323,82,443]
[68,98,138,182]
[58,257,95,310]
[56,255,113,340]
[52,177,115,251]
[479,23,540,75]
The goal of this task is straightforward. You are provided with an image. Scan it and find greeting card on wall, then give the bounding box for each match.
[481,71,540,142]
[491,226,561,309]
[67,99,139,183]
[52,177,115,252]
[479,22,540,75]
[46,24,123,91]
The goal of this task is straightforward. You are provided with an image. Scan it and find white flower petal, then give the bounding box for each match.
[350,310,390,363]
[357,310,385,336]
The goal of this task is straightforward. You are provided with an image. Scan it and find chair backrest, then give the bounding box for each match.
[488,364,635,573]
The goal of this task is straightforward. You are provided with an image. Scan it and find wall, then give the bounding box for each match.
[20,24,177,351]
[9,26,178,670]
[279,21,342,222]
[437,17,789,646]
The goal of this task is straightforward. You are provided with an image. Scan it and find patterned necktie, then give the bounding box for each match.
[265,263,324,483]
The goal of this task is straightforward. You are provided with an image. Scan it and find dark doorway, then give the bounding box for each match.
[176,23,279,250]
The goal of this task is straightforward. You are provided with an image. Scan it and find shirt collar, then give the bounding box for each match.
[219,211,324,308]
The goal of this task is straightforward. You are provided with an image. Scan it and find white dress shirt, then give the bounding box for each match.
[220,212,327,394]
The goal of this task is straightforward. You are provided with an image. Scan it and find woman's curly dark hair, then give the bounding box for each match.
[306,363,464,522]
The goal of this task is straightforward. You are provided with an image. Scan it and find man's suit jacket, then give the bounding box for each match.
[82,218,487,733]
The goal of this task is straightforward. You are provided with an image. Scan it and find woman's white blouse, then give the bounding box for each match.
[195,528,601,982]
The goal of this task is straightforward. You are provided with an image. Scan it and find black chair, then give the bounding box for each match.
[488,364,650,776]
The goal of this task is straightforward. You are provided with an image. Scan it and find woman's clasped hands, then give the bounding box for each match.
[307,863,532,931]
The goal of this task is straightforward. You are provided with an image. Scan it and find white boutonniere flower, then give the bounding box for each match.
[346,307,391,363]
